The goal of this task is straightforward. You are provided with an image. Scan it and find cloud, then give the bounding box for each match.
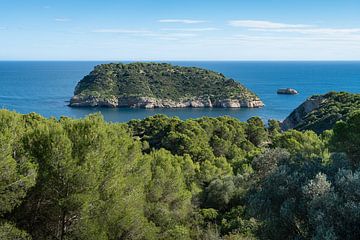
[161,27,219,32]
[55,18,71,22]
[141,32,198,39]
[91,29,197,40]
[158,19,207,24]
[229,20,360,40]
[0,27,6,30]
[251,27,360,35]
[232,34,360,42]
[229,20,312,29]
[165,33,198,37]
[92,29,152,34]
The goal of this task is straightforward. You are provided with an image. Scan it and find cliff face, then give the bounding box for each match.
[281,95,324,130]
[70,95,264,109]
[69,62,264,109]
[281,92,360,133]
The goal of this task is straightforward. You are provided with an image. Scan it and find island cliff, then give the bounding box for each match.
[69,62,264,109]
[282,92,360,133]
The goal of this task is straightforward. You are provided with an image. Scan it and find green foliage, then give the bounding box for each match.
[73,62,260,102]
[267,119,281,140]
[144,149,193,239]
[273,129,327,159]
[249,151,325,239]
[129,115,264,183]
[330,110,360,167]
[246,117,268,147]
[289,91,360,133]
[1,107,360,240]
[0,111,37,217]
[249,144,360,239]
[203,175,248,211]
[10,113,159,239]
[220,206,259,238]
[18,116,104,239]
[251,148,291,182]
[0,222,31,240]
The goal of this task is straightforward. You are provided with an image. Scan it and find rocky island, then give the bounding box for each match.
[69,62,264,108]
[277,88,299,95]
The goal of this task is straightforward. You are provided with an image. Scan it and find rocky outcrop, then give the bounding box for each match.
[277,88,299,95]
[213,99,264,108]
[70,95,119,107]
[281,95,324,130]
[69,95,264,109]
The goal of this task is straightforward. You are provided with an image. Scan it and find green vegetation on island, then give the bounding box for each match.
[70,62,264,108]
[282,91,360,133]
[2,102,360,239]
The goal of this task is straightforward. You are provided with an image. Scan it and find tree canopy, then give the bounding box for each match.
[0,108,359,239]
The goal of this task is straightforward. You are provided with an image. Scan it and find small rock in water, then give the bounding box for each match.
[277,88,299,95]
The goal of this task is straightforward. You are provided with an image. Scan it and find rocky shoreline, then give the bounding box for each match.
[69,95,264,109]
[281,95,324,130]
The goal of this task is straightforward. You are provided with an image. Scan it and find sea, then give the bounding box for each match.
[1,61,360,123]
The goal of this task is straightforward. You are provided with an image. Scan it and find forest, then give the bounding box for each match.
[1,108,360,240]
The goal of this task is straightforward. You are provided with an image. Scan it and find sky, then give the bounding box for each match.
[1,0,360,60]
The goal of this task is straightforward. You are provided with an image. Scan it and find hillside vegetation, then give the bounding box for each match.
[1,108,360,239]
[282,91,360,133]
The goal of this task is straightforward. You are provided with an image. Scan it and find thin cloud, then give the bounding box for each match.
[232,34,360,42]
[91,28,199,42]
[92,29,152,34]
[158,19,207,24]
[165,33,198,37]
[229,20,312,29]
[55,18,71,22]
[229,20,360,39]
[161,27,219,32]
[252,27,360,35]
[140,32,198,38]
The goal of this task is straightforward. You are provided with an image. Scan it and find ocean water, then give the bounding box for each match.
[0,61,359,122]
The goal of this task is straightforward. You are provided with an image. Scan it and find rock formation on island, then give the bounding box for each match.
[282,91,360,133]
[69,62,264,109]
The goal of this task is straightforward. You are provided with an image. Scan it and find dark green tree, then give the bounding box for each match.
[330,111,360,167]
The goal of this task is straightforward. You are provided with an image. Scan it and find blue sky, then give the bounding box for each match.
[1,0,360,60]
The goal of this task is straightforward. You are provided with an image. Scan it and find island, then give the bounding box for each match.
[282,91,360,133]
[69,62,264,108]
[277,88,299,95]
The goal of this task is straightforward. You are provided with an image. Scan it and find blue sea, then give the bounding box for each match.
[0,61,360,122]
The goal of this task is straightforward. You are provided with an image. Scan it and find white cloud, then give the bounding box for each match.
[165,33,197,37]
[0,27,6,30]
[229,20,312,29]
[141,32,198,39]
[251,27,360,35]
[92,29,152,34]
[158,19,207,24]
[229,20,360,40]
[232,34,360,43]
[161,27,219,32]
[55,18,71,22]
[91,29,197,41]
